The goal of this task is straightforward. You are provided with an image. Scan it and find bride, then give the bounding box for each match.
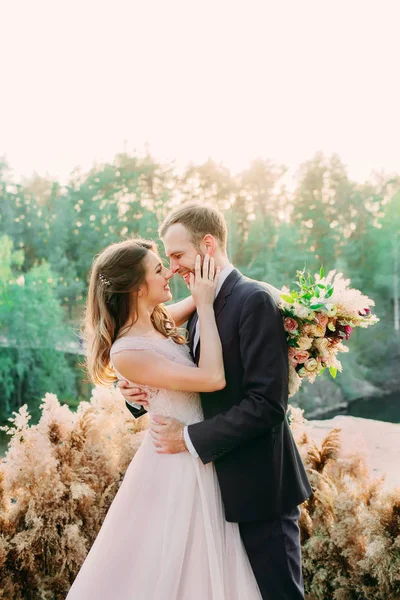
[67,237,261,599]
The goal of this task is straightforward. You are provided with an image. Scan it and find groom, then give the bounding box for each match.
[119,203,312,599]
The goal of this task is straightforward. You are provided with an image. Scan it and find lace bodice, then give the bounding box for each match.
[110,336,203,425]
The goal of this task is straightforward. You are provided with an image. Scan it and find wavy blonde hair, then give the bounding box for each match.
[84,237,186,386]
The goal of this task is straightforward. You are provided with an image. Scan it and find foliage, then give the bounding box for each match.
[0,236,77,422]
[0,393,399,599]
[0,151,399,421]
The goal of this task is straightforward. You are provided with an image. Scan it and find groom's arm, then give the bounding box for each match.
[187,289,288,464]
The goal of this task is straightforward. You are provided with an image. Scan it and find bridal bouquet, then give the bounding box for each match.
[279,268,379,397]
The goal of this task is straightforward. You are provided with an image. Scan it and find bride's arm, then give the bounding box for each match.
[113,336,224,393]
[167,296,196,327]
[114,255,225,393]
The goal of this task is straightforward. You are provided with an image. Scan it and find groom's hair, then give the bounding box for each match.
[159,203,227,249]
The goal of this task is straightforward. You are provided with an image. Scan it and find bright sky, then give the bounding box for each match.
[0,0,399,184]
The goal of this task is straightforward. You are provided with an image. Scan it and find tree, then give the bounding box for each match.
[0,236,77,421]
[291,153,353,268]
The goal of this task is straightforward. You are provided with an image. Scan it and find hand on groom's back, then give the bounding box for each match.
[118,380,150,410]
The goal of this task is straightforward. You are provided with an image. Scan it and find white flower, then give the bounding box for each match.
[293,302,315,320]
[313,338,330,356]
[287,404,307,428]
[304,358,318,372]
[325,303,337,316]
[297,336,313,350]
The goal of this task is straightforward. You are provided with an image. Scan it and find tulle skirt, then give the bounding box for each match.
[67,432,261,599]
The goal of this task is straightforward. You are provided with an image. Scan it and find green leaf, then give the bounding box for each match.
[319,266,325,279]
[310,303,325,310]
[315,287,320,298]
[317,283,326,289]
[325,287,334,299]
[329,366,338,379]
[280,294,294,304]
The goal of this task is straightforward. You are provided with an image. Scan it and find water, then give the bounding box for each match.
[0,430,9,455]
[310,392,400,424]
[346,392,400,423]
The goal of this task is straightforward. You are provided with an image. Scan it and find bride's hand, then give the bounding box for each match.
[189,254,220,309]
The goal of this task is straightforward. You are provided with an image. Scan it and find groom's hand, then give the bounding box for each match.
[150,415,187,454]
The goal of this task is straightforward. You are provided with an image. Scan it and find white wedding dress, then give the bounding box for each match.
[67,336,262,600]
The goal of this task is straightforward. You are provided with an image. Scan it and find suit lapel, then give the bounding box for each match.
[213,268,242,319]
[190,269,242,366]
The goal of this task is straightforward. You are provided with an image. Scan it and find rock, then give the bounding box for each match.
[304,415,400,489]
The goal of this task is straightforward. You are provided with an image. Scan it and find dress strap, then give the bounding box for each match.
[110,336,176,359]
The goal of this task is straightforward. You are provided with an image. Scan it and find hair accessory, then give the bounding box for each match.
[99,273,111,286]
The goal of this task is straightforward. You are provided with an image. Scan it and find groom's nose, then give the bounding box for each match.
[170,259,180,273]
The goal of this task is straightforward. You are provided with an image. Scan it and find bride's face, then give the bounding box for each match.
[140,250,173,305]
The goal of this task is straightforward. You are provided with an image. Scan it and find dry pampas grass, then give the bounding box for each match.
[0,389,147,600]
[292,423,400,599]
[1,394,399,599]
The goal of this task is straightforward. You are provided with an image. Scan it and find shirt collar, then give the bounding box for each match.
[215,264,234,298]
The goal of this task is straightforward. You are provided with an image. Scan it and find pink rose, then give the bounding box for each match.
[284,317,299,335]
[315,313,329,327]
[294,350,309,364]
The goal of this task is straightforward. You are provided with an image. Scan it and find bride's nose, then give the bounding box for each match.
[165,269,173,281]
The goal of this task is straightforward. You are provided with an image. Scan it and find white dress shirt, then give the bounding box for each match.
[184,264,235,457]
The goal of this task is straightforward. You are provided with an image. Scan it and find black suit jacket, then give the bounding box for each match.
[126,269,312,523]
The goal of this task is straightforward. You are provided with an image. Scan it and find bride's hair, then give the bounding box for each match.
[84,237,186,386]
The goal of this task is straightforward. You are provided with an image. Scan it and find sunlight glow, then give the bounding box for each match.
[0,0,399,184]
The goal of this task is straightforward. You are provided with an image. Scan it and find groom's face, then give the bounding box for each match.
[162,223,203,286]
